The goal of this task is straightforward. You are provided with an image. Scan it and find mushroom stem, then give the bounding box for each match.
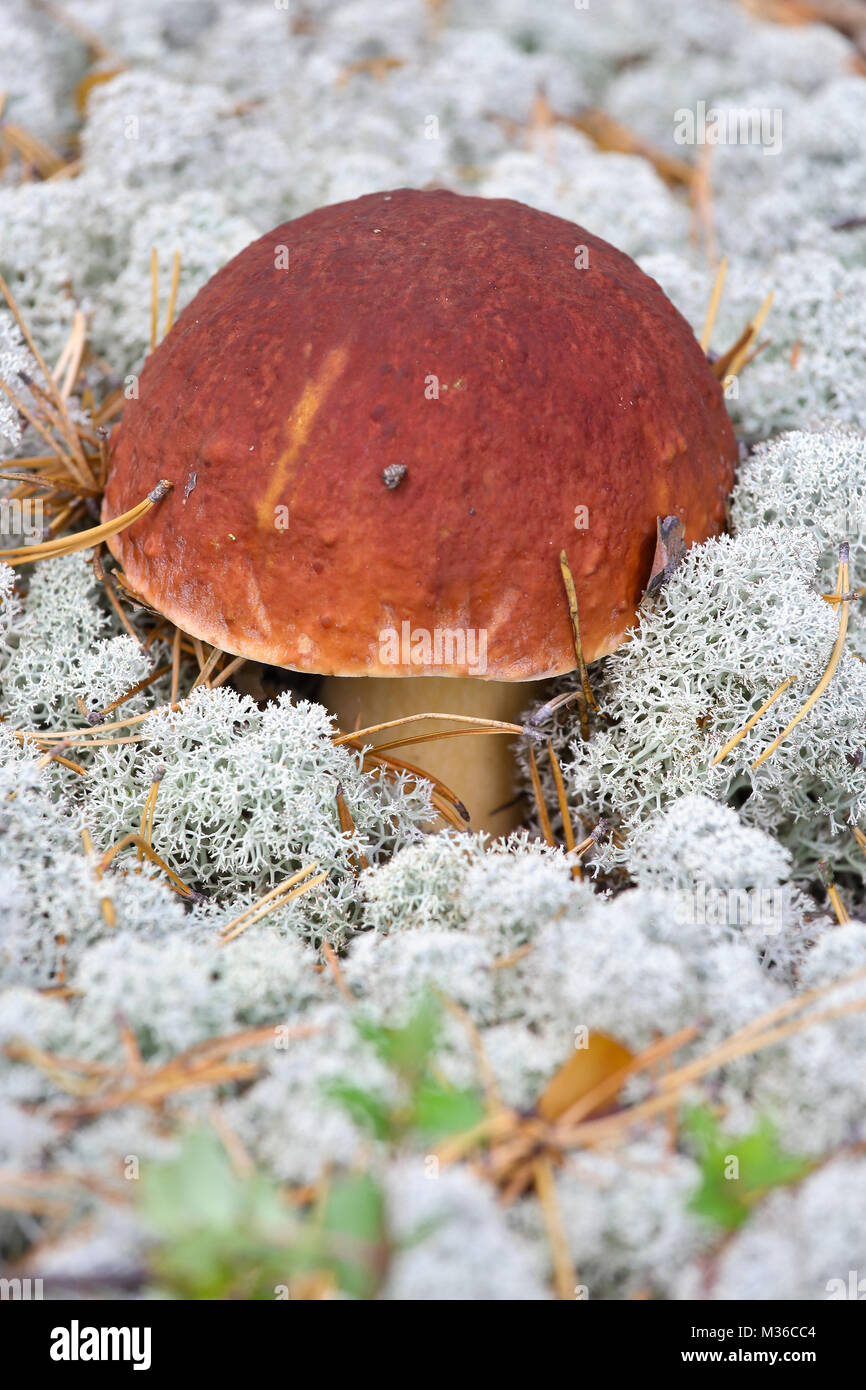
[321,676,545,838]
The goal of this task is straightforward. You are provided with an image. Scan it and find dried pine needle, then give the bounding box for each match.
[699,254,728,352]
[821,862,850,924]
[0,481,172,566]
[750,545,851,770]
[570,818,609,864]
[332,712,524,746]
[528,744,556,847]
[531,1154,579,1300]
[164,250,181,335]
[81,825,115,928]
[711,675,795,766]
[190,643,224,690]
[489,943,534,970]
[97,831,195,901]
[335,786,370,873]
[436,989,503,1114]
[321,940,353,1002]
[547,738,580,878]
[211,654,247,689]
[350,745,469,828]
[726,290,774,380]
[369,725,520,755]
[169,625,182,706]
[712,290,774,382]
[219,864,325,944]
[559,550,600,717]
[98,663,171,720]
[137,767,165,864]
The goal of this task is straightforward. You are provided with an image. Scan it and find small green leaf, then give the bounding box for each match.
[411,1075,486,1139]
[322,1173,388,1300]
[324,1081,393,1140]
[684,1105,810,1231]
[356,993,441,1082]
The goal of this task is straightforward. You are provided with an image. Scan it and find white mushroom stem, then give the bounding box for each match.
[321,675,546,838]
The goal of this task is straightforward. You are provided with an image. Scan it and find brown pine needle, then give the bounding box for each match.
[46,501,83,535]
[727,290,774,379]
[95,563,145,647]
[32,733,146,751]
[711,675,796,766]
[527,687,589,730]
[528,745,556,846]
[137,767,165,862]
[0,273,65,416]
[750,546,850,770]
[164,250,181,336]
[700,255,728,352]
[532,1155,578,1301]
[321,940,353,1002]
[169,625,182,706]
[821,856,850,924]
[565,106,694,189]
[0,481,171,566]
[0,274,92,486]
[853,826,866,858]
[571,818,609,861]
[713,291,775,382]
[0,453,65,470]
[547,738,580,877]
[35,744,87,775]
[17,700,190,744]
[336,786,370,873]
[62,1019,323,1117]
[81,825,115,928]
[190,643,224,690]
[690,143,717,266]
[332,713,524,745]
[490,943,535,970]
[211,655,247,688]
[98,663,171,719]
[23,375,93,482]
[436,990,503,1113]
[0,375,83,482]
[826,881,850,924]
[1,121,65,177]
[219,865,325,944]
[209,1103,255,1178]
[559,550,600,715]
[370,725,520,754]
[53,309,88,401]
[50,753,88,775]
[116,1016,145,1080]
[98,831,194,900]
[351,746,469,828]
[822,586,864,604]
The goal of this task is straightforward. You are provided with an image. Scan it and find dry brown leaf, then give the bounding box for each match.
[536,1031,634,1122]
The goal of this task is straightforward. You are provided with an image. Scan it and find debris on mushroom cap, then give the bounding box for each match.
[103,188,737,680]
[382,463,408,489]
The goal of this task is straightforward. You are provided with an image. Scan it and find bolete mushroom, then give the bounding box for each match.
[103,189,737,835]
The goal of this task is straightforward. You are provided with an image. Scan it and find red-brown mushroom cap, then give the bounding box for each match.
[103,188,737,679]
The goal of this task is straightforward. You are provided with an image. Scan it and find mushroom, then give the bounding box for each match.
[103,188,737,835]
